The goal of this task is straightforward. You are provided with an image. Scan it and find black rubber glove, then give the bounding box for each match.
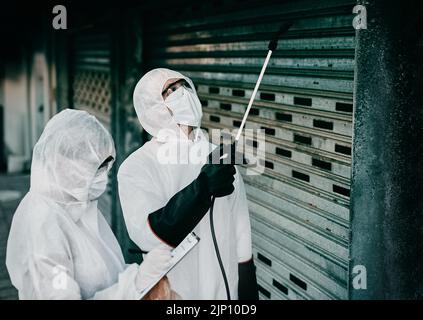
[238,257,259,300]
[200,163,236,197]
[148,161,236,247]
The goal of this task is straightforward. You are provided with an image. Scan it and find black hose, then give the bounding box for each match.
[210,196,231,300]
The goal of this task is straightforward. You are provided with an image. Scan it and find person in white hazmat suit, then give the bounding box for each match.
[118,68,259,300]
[6,109,175,300]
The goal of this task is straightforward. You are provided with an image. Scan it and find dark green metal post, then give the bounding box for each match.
[350,0,423,299]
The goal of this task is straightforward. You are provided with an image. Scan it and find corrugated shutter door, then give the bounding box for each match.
[71,30,113,224]
[72,31,112,130]
[145,0,354,300]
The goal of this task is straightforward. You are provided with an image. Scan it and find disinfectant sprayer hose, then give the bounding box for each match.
[210,196,231,300]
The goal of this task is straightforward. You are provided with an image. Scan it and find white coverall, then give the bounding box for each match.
[118,68,253,300]
[6,109,168,300]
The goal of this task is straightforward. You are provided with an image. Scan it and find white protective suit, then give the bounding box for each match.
[118,68,253,300]
[6,109,159,300]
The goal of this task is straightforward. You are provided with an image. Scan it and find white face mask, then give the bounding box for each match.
[165,85,203,128]
[88,169,108,201]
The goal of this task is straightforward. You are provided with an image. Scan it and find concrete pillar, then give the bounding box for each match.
[350,0,423,299]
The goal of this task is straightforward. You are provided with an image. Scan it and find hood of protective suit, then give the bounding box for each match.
[133,68,203,140]
[30,109,115,205]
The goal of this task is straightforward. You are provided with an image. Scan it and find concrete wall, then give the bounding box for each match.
[3,46,31,172]
[1,27,55,174]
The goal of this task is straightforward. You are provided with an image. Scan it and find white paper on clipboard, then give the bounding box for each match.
[138,232,200,299]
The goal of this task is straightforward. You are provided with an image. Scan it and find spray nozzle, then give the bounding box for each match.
[268,21,294,51]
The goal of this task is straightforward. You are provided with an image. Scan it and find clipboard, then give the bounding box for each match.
[138,232,200,299]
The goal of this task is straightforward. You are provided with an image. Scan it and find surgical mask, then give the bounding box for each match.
[165,85,203,128]
[88,169,108,200]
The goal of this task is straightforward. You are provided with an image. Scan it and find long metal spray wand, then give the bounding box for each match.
[212,22,294,301]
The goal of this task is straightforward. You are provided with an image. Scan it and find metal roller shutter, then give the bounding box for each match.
[71,31,112,130]
[144,0,355,299]
[70,29,113,225]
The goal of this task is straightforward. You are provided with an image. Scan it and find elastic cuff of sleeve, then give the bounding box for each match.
[239,255,254,264]
[147,215,177,248]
